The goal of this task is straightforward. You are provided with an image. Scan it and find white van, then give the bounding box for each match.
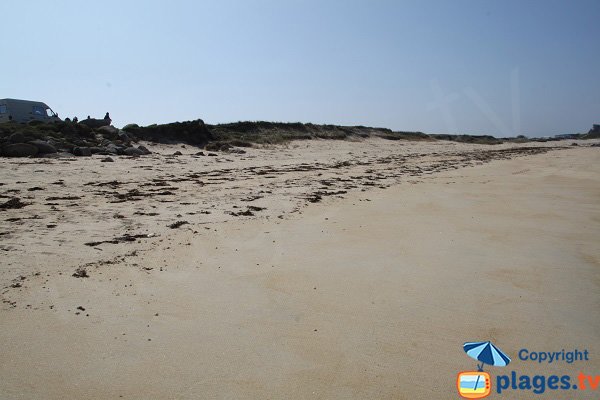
[0,98,61,124]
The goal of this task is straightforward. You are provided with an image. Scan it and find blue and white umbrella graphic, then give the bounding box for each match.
[463,341,511,393]
[463,341,511,371]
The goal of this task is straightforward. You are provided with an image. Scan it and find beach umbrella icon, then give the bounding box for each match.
[463,341,511,371]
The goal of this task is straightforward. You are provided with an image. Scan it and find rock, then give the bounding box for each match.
[137,145,151,155]
[29,140,57,154]
[173,151,183,156]
[88,146,106,154]
[118,132,131,143]
[205,142,232,152]
[73,146,92,157]
[584,124,600,139]
[208,152,217,156]
[101,157,114,162]
[39,152,75,158]
[195,151,205,156]
[122,123,140,132]
[2,143,39,157]
[123,147,144,156]
[96,125,120,136]
[7,132,26,144]
[79,118,110,129]
[105,143,123,155]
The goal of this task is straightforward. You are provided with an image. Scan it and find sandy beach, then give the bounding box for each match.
[1,139,599,399]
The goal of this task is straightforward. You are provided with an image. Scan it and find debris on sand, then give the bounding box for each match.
[45,196,81,201]
[84,233,154,247]
[229,209,253,217]
[10,275,27,288]
[305,190,348,203]
[0,197,29,210]
[167,220,189,229]
[72,267,89,278]
[227,205,267,217]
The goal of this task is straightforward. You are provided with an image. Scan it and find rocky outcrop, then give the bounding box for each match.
[79,118,111,129]
[137,145,151,155]
[123,147,145,156]
[29,140,57,154]
[584,124,600,139]
[2,143,38,157]
[73,147,92,157]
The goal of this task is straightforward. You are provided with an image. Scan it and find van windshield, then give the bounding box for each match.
[46,108,56,117]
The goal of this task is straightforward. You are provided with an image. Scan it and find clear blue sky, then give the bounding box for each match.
[1,0,598,136]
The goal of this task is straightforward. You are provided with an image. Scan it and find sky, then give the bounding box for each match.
[1,0,599,136]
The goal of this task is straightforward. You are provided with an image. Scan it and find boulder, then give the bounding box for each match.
[29,140,57,154]
[73,146,92,157]
[137,145,151,155]
[101,157,114,162]
[2,143,39,157]
[122,123,139,131]
[205,142,232,152]
[118,131,131,143]
[105,143,123,155]
[79,118,110,129]
[89,146,107,154]
[96,125,120,136]
[39,152,75,158]
[123,147,144,156]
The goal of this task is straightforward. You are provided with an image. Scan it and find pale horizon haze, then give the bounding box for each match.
[1,0,599,136]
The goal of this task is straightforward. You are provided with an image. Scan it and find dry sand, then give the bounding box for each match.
[1,138,599,399]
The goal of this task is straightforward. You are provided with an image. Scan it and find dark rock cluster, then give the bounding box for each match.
[0,119,218,158]
[0,119,209,158]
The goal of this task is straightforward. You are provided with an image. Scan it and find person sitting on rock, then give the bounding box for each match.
[104,112,110,120]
